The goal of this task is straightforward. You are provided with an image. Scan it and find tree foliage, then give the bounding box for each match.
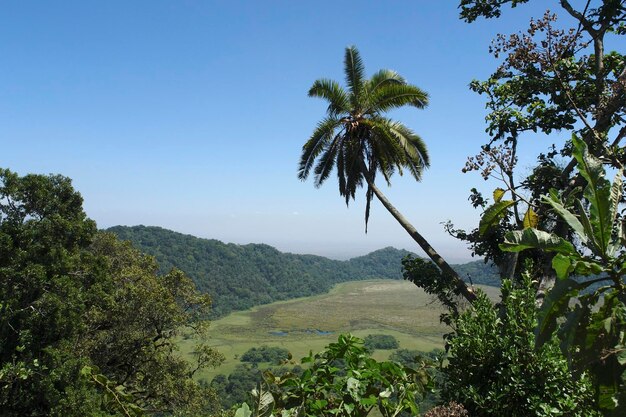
[442,275,598,417]
[501,137,626,413]
[241,346,291,365]
[238,334,430,417]
[449,0,626,292]
[0,169,222,416]
[363,334,399,351]
[298,45,429,230]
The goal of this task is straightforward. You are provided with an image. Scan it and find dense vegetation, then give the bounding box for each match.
[109,225,498,317]
[0,170,222,416]
[250,335,429,417]
[442,276,598,416]
[363,334,399,351]
[240,346,291,365]
[4,1,624,415]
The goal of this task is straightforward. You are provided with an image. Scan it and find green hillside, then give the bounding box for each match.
[108,225,499,317]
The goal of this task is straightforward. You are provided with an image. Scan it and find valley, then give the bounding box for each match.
[183,279,500,381]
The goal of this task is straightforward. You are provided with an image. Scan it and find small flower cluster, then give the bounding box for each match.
[462,144,517,180]
[489,11,589,74]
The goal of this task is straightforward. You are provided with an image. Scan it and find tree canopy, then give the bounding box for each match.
[0,169,222,416]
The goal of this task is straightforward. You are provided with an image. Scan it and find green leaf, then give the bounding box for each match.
[479,200,514,235]
[522,207,539,229]
[552,254,573,280]
[379,388,392,398]
[500,228,576,255]
[347,377,361,400]
[572,260,604,277]
[575,199,602,255]
[493,188,506,203]
[541,194,587,244]
[250,385,275,417]
[598,384,619,410]
[536,278,581,348]
[572,135,613,254]
[360,395,378,406]
[235,403,252,417]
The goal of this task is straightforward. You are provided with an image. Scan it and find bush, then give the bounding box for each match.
[441,277,599,417]
[363,334,399,351]
[240,346,290,364]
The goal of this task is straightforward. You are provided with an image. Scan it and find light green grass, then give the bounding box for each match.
[180,280,500,381]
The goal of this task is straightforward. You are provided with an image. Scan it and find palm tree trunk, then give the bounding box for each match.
[363,174,477,303]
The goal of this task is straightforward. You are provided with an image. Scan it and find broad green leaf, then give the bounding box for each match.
[250,385,275,417]
[379,388,392,398]
[552,254,573,280]
[536,278,581,348]
[598,384,618,410]
[572,135,613,254]
[522,207,539,229]
[572,260,604,277]
[575,199,602,255]
[479,200,514,236]
[493,188,506,203]
[541,194,587,244]
[235,403,252,417]
[347,377,361,400]
[500,228,576,255]
[360,395,378,406]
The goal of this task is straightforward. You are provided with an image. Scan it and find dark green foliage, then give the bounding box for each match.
[441,277,598,417]
[0,169,222,416]
[363,334,399,351]
[389,349,423,368]
[240,346,290,364]
[389,349,444,412]
[402,256,460,319]
[210,364,303,410]
[211,364,264,410]
[501,137,626,413]
[263,334,429,417]
[389,349,443,369]
[458,0,530,22]
[108,226,408,317]
[109,225,497,318]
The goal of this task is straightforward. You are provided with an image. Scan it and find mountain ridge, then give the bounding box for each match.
[107,225,499,318]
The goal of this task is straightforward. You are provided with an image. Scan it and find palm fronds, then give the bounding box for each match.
[300,46,430,230]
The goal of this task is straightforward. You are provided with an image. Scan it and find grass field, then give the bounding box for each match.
[181,279,499,381]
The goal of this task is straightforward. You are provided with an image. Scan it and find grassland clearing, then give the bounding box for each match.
[181,279,499,380]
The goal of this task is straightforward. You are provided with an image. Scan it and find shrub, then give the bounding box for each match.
[240,346,290,365]
[363,334,399,351]
[441,276,599,417]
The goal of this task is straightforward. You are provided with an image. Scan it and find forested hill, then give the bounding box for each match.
[108,225,498,317]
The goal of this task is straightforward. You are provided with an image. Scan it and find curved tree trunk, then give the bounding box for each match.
[363,175,477,303]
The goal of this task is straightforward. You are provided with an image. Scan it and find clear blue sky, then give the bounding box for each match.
[1,1,569,261]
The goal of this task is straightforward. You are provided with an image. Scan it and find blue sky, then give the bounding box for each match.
[1,1,570,261]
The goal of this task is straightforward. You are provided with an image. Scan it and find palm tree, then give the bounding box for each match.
[299,46,475,303]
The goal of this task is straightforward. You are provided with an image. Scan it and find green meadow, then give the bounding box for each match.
[182,279,499,380]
